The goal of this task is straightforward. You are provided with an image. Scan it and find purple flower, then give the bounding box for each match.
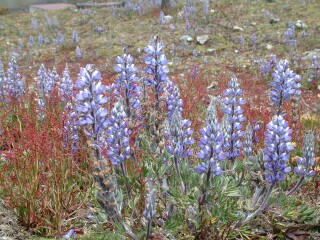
[31,18,38,30]
[263,114,293,183]
[0,60,5,102]
[221,77,246,164]
[294,132,315,177]
[243,123,253,157]
[259,54,277,77]
[28,36,35,47]
[194,98,225,176]
[4,53,24,101]
[106,98,130,166]
[76,46,82,59]
[144,36,169,112]
[58,63,73,102]
[251,34,257,47]
[72,30,78,44]
[165,80,183,122]
[114,50,141,119]
[75,64,108,144]
[45,12,51,26]
[165,110,194,159]
[62,229,75,239]
[203,0,209,17]
[270,59,301,115]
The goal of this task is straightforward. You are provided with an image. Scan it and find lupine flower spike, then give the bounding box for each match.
[287,132,315,195]
[221,77,246,165]
[75,64,108,158]
[144,35,169,113]
[271,59,301,115]
[238,114,294,226]
[195,98,225,177]
[114,49,141,119]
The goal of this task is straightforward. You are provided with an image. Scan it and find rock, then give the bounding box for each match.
[265,44,273,50]
[233,26,244,32]
[302,49,320,60]
[250,22,257,26]
[207,81,218,90]
[164,15,173,24]
[180,35,193,43]
[295,20,307,29]
[270,18,280,24]
[196,35,209,45]
[207,48,216,53]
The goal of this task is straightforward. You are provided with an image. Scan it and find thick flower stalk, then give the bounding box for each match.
[28,36,34,47]
[194,98,225,177]
[37,64,49,96]
[238,114,294,226]
[75,64,108,157]
[62,104,79,154]
[259,54,277,78]
[165,80,183,122]
[49,66,59,91]
[72,30,78,44]
[165,110,194,193]
[221,77,246,165]
[5,54,24,101]
[194,98,225,209]
[243,123,253,157]
[76,46,82,59]
[59,64,73,102]
[114,50,141,119]
[271,59,301,115]
[144,35,169,113]
[288,132,315,195]
[0,60,5,102]
[264,114,293,184]
[143,187,157,240]
[106,98,130,168]
[165,110,194,161]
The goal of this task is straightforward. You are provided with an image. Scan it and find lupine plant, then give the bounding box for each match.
[270,59,301,115]
[4,53,24,102]
[114,49,141,119]
[144,35,169,113]
[194,98,225,210]
[58,64,73,102]
[288,131,315,195]
[221,77,245,165]
[165,110,194,193]
[165,80,183,122]
[76,45,82,59]
[0,60,4,102]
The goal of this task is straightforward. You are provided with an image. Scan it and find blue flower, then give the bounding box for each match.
[294,132,315,177]
[221,77,245,164]
[4,53,24,101]
[114,50,141,118]
[270,59,301,115]
[194,98,225,176]
[263,114,293,183]
[106,98,130,166]
[165,80,183,122]
[144,35,169,112]
[165,110,194,159]
[58,63,73,102]
[75,64,108,143]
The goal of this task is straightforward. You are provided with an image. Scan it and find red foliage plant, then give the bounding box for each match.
[0,94,93,236]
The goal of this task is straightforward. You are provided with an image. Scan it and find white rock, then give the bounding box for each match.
[265,44,273,50]
[180,35,193,43]
[233,26,244,32]
[196,35,209,45]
